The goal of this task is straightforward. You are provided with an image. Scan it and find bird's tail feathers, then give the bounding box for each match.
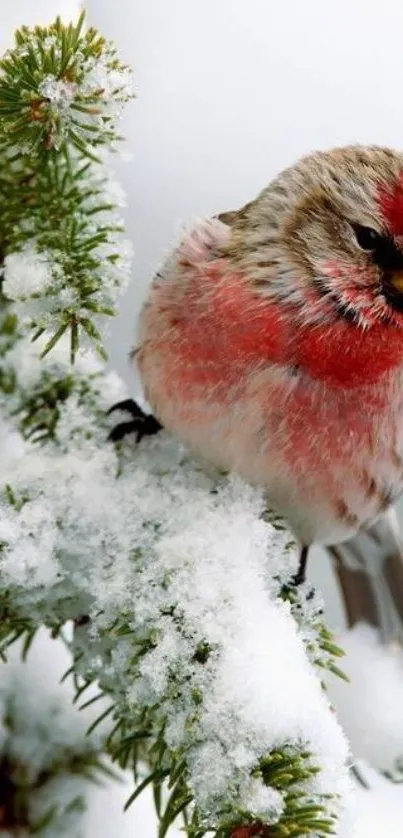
[328,507,403,643]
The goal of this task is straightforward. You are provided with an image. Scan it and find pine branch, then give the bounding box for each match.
[0,633,108,836]
[0,12,133,361]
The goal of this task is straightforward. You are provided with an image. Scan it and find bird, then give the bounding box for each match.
[109,145,403,641]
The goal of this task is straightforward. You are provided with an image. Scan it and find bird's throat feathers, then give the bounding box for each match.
[296,316,403,386]
[178,261,403,389]
[147,218,403,393]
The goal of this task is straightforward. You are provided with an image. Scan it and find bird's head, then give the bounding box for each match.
[224,145,403,329]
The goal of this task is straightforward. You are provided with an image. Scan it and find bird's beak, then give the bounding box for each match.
[389,270,403,293]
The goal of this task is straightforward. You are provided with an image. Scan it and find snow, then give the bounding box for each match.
[0,409,352,828]
[39,75,77,108]
[3,333,104,393]
[0,305,353,829]
[35,47,133,145]
[2,248,54,300]
[0,625,398,838]
[1,180,133,339]
[0,632,104,777]
[327,624,403,775]
[0,629,109,838]
[3,330,125,404]
[352,767,403,838]
[80,49,133,110]
[1,631,398,838]
[88,771,403,838]
[0,9,134,345]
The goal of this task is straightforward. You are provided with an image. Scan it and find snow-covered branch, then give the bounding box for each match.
[0,326,352,836]
[0,630,109,838]
[0,12,133,361]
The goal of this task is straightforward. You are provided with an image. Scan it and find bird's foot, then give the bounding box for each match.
[107,398,163,443]
[291,546,309,586]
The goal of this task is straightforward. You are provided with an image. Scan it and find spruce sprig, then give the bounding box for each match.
[0,12,132,155]
[0,13,133,361]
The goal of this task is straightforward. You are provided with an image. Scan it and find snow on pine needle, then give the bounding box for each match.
[0,158,133,360]
[0,630,110,838]
[0,330,126,444]
[0,13,134,154]
[0,342,352,835]
[0,14,134,361]
[2,247,55,300]
[328,624,403,776]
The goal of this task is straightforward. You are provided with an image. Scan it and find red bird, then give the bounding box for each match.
[110,145,403,637]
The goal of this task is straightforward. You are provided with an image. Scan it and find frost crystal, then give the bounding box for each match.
[0,331,127,447]
[3,247,53,300]
[39,75,77,108]
[81,48,133,113]
[37,44,134,145]
[0,18,134,357]
[1,160,133,341]
[328,624,403,773]
[0,631,108,838]
[238,779,284,821]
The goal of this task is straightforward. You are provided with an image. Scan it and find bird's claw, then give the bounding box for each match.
[107,399,162,443]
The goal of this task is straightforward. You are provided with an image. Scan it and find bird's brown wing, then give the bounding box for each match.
[216,199,257,228]
[216,210,241,226]
[328,508,403,642]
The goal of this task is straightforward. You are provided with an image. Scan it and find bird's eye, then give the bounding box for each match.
[352,224,382,251]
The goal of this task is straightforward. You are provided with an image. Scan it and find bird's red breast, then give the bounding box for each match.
[166,259,403,390]
[296,318,403,388]
[137,225,403,545]
[140,247,403,400]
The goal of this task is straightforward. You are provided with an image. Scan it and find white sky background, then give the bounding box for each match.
[2,1,403,835]
[0,0,81,53]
